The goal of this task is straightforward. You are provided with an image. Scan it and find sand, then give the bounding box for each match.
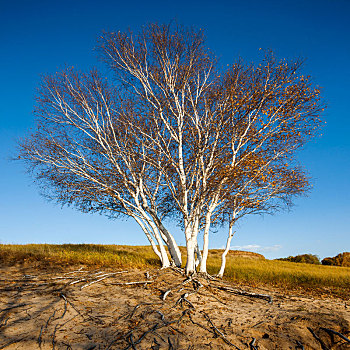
[0,264,349,349]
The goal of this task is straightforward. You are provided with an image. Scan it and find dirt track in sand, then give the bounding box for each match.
[0,264,349,350]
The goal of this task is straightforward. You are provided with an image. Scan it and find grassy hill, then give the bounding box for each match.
[1,244,349,299]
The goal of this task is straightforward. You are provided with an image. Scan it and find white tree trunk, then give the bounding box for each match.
[199,211,212,273]
[135,202,171,268]
[217,226,235,278]
[148,221,171,268]
[157,223,182,267]
[185,237,196,275]
[195,242,202,268]
[142,206,182,267]
[133,216,163,263]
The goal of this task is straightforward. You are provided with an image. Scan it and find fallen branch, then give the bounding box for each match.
[167,337,174,350]
[60,297,68,319]
[155,310,165,322]
[110,281,153,286]
[69,278,86,286]
[52,324,59,349]
[80,271,128,290]
[212,285,273,304]
[63,267,85,274]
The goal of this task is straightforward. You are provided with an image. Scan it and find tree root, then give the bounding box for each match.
[173,293,195,309]
[249,337,258,350]
[188,312,241,349]
[320,327,350,344]
[3,267,347,350]
[307,327,330,350]
[296,340,305,349]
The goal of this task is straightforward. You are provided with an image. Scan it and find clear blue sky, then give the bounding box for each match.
[1,0,349,259]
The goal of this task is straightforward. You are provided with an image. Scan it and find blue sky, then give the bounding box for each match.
[0,0,349,259]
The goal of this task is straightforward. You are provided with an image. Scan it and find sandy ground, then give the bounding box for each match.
[0,264,349,350]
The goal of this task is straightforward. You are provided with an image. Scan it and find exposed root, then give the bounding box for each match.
[201,310,242,349]
[188,312,241,349]
[249,337,258,350]
[173,293,195,309]
[296,340,305,349]
[2,266,348,350]
[320,327,350,344]
[308,327,330,350]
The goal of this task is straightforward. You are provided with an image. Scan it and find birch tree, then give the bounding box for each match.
[19,69,181,267]
[19,23,323,275]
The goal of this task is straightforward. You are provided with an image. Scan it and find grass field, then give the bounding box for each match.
[1,244,349,299]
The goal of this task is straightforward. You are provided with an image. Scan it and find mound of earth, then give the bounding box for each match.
[0,264,349,349]
[210,249,265,260]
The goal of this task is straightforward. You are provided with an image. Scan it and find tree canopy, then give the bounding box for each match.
[19,23,324,275]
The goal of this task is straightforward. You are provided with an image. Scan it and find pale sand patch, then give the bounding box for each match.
[0,264,349,349]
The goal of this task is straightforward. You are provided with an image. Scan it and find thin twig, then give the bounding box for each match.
[188,312,241,349]
[296,340,305,349]
[38,325,44,348]
[201,311,241,349]
[0,303,27,312]
[60,293,85,319]
[110,280,153,286]
[249,337,258,350]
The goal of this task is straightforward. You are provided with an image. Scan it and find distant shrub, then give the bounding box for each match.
[321,252,350,267]
[278,254,320,265]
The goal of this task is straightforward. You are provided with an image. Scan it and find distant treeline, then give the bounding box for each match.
[278,252,350,267]
[321,252,350,267]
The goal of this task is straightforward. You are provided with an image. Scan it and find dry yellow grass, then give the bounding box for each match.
[1,244,349,298]
[0,244,160,269]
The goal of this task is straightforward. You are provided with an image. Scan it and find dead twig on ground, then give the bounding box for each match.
[296,340,305,349]
[80,271,128,290]
[201,310,241,349]
[60,293,85,320]
[110,280,153,287]
[0,303,28,313]
[173,293,195,309]
[320,327,350,344]
[249,338,258,350]
[308,327,330,350]
[212,285,273,304]
[188,312,241,349]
